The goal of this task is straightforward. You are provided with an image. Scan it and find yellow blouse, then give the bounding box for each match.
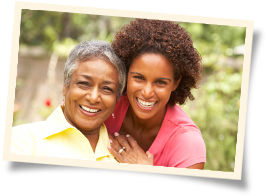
[11,105,117,162]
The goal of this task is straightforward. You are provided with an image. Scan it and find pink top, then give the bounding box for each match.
[105,95,206,168]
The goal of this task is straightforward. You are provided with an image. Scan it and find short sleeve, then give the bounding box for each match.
[11,125,35,155]
[166,126,206,168]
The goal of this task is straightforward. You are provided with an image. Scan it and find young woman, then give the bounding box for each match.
[106,19,206,169]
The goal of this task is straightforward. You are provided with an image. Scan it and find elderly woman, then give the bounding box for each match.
[11,41,126,162]
[106,19,206,169]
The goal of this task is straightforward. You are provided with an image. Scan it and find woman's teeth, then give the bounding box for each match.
[137,98,156,108]
[80,105,100,113]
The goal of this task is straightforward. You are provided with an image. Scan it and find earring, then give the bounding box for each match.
[112,113,115,119]
[62,97,65,106]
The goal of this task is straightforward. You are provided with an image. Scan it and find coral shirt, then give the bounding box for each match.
[105,95,206,168]
[11,105,117,162]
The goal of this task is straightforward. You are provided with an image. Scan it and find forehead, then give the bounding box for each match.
[130,53,174,78]
[73,59,119,82]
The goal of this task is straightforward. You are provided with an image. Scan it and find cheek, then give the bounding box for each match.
[155,88,173,100]
[64,90,71,104]
[127,80,143,94]
[66,88,84,101]
[103,95,117,112]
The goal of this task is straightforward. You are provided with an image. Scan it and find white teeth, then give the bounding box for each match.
[137,98,156,108]
[80,105,100,113]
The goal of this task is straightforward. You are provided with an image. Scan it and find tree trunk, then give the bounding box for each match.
[60,13,71,40]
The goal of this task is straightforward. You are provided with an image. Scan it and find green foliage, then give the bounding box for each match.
[52,37,78,57]
[179,22,245,172]
[180,22,246,72]
[20,10,133,52]
[20,10,63,51]
[182,67,242,171]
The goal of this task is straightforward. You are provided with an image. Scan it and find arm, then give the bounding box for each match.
[187,162,205,170]
[167,127,206,169]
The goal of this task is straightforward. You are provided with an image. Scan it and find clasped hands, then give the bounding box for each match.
[108,132,154,165]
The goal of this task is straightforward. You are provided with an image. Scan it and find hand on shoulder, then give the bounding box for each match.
[108,132,153,165]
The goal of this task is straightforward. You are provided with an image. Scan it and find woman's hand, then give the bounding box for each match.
[108,132,154,165]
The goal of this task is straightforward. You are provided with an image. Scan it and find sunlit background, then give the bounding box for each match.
[13,9,246,172]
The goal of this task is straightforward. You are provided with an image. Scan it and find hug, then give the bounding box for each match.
[11,19,206,169]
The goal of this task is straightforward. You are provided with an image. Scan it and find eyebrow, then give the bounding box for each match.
[77,74,117,86]
[130,72,172,82]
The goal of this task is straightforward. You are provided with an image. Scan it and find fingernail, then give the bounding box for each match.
[109,139,113,143]
[114,132,119,136]
[108,145,111,149]
[126,134,130,137]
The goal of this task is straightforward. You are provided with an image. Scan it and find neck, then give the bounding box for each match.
[127,105,167,133]
[82,130,100,153]
[62,106,100,152]
[80,127,100,137]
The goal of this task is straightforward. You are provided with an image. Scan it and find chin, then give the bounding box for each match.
[76,120,102,132]
[135,110,155,120]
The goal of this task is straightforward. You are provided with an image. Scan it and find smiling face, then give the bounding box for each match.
[127,53,180,120]
[63,59,119,134]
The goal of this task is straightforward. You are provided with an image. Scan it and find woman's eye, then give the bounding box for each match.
[78,82,89,85]
[133,75,145,80]
[156,81,167,85]
[103,86,114,93]
[77,82,91,89]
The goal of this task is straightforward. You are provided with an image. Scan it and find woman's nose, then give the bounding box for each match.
[141,82,154,99]
[86,87,100,104]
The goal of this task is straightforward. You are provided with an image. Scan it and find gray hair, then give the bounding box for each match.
[64,40,126,98]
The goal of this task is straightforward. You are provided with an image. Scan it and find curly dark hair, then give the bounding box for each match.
[112,19,202,106]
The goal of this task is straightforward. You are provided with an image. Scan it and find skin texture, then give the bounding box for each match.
[108,54,204,169]
[63,59,119,152]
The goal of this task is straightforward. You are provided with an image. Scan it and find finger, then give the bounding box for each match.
[114,132,131,150]
[108,133,114,140]
[108,138,128,163]
[108,145,124,163]
[126,134,143,151]
[146,151,154,159]
[109,135,124,153]
[146,151,154,165]
[108,134,118,145]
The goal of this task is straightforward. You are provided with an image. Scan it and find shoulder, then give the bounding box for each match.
[159,105,200,139]
[162,105,206,167]
[168,105,205,149]
[166,125,206,168]
[12,121,45,135]
[11,121,45,155]
[165,104,198,128]
[170,126,205,146]
[157,104,202,147]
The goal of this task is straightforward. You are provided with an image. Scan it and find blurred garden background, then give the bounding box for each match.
[13,9,246,172]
